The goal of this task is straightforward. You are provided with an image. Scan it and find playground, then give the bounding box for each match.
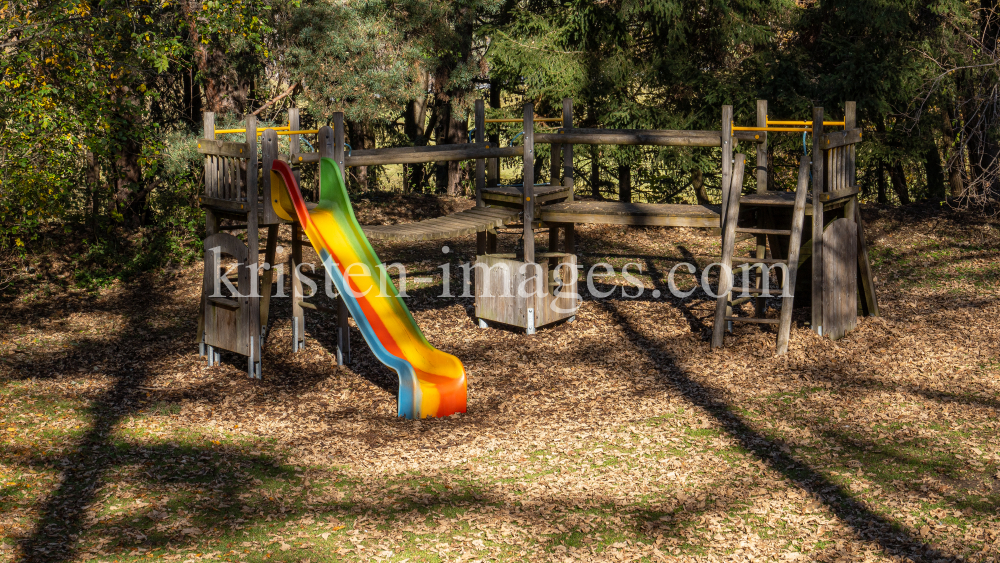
[2,196,999,562]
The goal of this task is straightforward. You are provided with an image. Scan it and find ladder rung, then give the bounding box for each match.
[728,286,786,295]
[735,228,792,235]
[725,316,780,324]
[737,258,786,265]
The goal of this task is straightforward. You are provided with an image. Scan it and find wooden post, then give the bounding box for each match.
[811,106,825,335]
[474,99,486,206]
[488,84,500,188]
[754,100,768,317]
[246,114,261,378]
[288,108,300,158]
[618,165,631,203]
[333,112,351,364]
[721,106,733,211]
[843,102,857,221]
[563,98,574,201]
[288,108,302,196]
[756,100,768,193]
[291,223,304,352]
[475,99,487,255]
[523,103,535,264]
[198,112,217,356]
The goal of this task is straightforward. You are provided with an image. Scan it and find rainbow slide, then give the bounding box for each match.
[270,158,466,419]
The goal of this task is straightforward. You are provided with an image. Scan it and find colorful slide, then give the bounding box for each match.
[270,158,466,419]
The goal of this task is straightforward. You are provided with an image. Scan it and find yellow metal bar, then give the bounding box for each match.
[484,117,562,123]
[256,129,319,136]
[215,126,291,134]
[766,119,846,126]
[733,126,812,133]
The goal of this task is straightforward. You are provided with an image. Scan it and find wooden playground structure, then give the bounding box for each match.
[195,99,878,378]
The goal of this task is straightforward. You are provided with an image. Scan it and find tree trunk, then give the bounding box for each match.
[877,161,888,205]
[432,100,467,195]
[924,144,946,201]
[181,0,247,115]
[618,165,631,202]
[692,168,710,205]
[86,150,101,236]
[889,161,910,205]
[942,107,965,197]
[347,119,373,191]
[590,147,602,199]
[445,108,467,196]
[112,135,145,227]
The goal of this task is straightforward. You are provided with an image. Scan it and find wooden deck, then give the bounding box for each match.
[481,184,572,207]
[362,206,520,241]
[539,201,721,227]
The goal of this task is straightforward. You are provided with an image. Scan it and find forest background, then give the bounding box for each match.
[1,0,999,285]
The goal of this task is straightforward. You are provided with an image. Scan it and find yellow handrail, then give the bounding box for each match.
[214,125,291,134]
[264,129,319,136]
[484,117,563,123]
[733,126,812,133]
[766,119,846,126]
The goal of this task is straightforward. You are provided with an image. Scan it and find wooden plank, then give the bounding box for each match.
[535,128,761,147]
[203,232,251,357]
[539,202,720,228]
[261,129,279,225]
[811,107,825,334]
[823,217,858,340]
[208,297,240,310]
[197,139,250,158]
[776,159,812,354]
[199,195,251,213]
[821,128,862,150]
[711,154,746,348]
[818,186,859,202]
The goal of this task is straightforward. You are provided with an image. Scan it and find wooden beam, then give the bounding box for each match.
[821,127,863,150]
[344,143,522,166]
[535,128,761,147]
[817,187,859,202]
[197,139,249,158]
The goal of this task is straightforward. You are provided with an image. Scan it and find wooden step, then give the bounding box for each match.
[736,227,791,235]
[736,258,785,265]
[727,286,788,295]
[725,316,780,324]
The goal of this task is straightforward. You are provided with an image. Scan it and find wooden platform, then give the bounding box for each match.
[481,184,572,207]
[539,201,721,227]
[362,206,520,241]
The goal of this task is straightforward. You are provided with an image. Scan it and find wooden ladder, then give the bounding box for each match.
[712,157,811,354]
